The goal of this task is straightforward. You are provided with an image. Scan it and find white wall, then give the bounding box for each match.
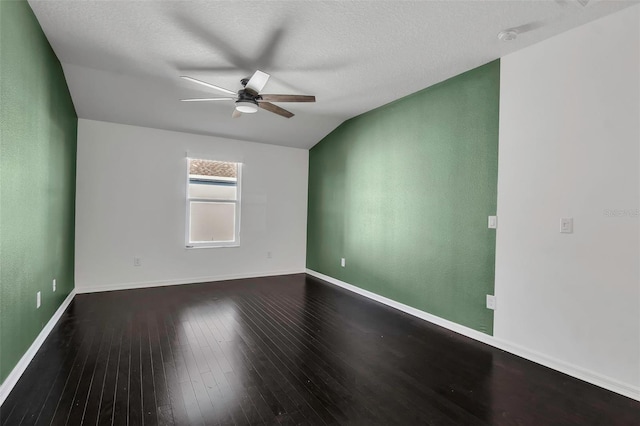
[75,119,308,291]
[495,4,639,394]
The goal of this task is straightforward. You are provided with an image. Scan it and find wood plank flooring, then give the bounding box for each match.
[1,274,638,425]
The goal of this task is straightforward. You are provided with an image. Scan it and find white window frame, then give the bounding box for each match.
[185,158,242,249]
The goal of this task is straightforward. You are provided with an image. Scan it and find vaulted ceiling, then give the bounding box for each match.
[29,0,637,149]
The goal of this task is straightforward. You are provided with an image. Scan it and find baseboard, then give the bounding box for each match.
[76,269,306,294]
[0,290,76,407]
[306,269,640,402]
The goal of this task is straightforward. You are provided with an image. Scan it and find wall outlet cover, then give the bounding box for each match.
[36,291,41,309]
[486,295,496,310]
[52,279,56,292]
[134,257,142,267]
[341,258,346,267]
[488,216,498,229]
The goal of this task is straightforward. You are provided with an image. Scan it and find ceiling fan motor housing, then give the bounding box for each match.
[237,89,257,102]
[235,90,259,113]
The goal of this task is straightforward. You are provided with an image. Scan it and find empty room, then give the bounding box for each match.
[1,0,639,425]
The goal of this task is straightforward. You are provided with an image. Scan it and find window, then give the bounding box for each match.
[186,158,242,248]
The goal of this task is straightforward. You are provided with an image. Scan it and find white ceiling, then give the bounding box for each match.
[29,0,637,149]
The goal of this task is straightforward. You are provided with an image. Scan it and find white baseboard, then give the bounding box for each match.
[306,269,640,402]
[76,269,305,294]
[0,290,76,407]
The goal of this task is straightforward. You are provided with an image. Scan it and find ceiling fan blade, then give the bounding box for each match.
[259,102,294,118]
[180,97,235,102]
[232,109,242,119]
[245,70,270,94]
[259,94,315,103]
[180,76,237,95]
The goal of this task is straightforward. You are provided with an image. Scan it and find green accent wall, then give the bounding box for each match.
[307,61,499,334]
[0,1,77,383]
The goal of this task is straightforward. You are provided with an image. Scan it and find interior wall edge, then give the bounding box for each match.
[0,290,76,407]
[75,270,306,294]
[306,269,640,402]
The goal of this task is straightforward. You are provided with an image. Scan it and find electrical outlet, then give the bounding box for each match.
[341,258,346,267]
[488,216,498,229]
[486,295,496,310]
[52,279,56,292]
[267,251,272,259]
[36,291,41,309]
[134,257,142,267]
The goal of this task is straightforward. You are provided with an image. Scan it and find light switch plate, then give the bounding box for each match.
[560,218,573,233]
[341,258,346,267]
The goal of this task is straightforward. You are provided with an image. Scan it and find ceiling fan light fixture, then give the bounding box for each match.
[235,100,258,113]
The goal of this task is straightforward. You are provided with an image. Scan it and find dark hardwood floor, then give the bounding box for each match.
[1,274,638,425]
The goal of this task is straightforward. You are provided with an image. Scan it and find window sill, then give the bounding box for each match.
[185,244,240,250]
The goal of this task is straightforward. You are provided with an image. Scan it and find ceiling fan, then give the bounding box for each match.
[180,70,315,118]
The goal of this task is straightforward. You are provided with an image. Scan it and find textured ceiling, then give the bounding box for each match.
[28,0,637,149]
